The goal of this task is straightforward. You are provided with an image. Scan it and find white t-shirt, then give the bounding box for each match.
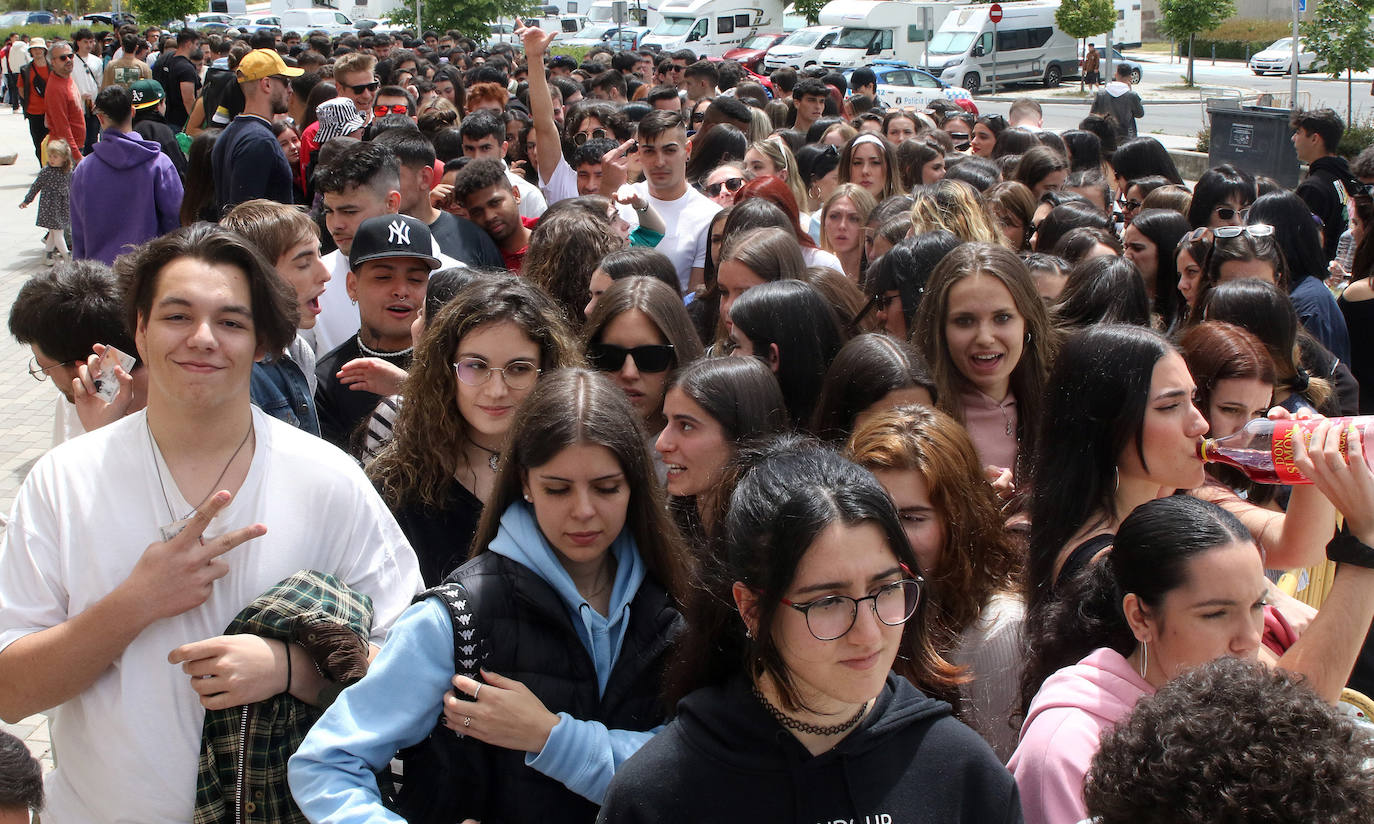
[631,181,721,291]
[0,407,422,824]
[52,395,86,447]
[508,168,546,219]
[803,246,845,274]
[310,245,463,357]
[72,52,102,103]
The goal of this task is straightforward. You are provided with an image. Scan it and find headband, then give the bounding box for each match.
[851,133,886,152]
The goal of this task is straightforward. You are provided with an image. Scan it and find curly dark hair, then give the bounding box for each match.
[1085,656,1374,824]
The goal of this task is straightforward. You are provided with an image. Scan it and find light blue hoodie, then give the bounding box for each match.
[288,503,660,823]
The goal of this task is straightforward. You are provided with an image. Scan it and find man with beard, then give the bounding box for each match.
[211,48,301,213]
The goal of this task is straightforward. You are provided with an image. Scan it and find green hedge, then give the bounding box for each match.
[1181,19,1293,61]
[4,23,90,39]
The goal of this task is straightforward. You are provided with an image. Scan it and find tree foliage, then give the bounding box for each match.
[1056,0,1115,41]
[793,0,826,25]
[1301,0,1374,121]
[130,0,201,27]
[1158,0,1234,84]
[387,0,535,38]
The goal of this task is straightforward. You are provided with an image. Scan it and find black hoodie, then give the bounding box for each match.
[598,674,1022,824]
[1297,155,1358,259]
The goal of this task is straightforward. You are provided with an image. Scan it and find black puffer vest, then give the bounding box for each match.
[393,550,682,824]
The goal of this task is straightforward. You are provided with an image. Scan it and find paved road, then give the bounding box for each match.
[973,52,1374,141]
[0,106,77,777]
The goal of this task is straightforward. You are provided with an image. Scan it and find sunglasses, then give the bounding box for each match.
[1185,224,1276,244]
[374,103,408,117]
[946,132,970,141]
[347,80,380,94]
[1212,204,1251,221]
[55,53,75,61]
[703,177,745,198]
[1119,197,1142,211]
[573,128,607,145]
[691,111,706,123]
[587,342,676,373]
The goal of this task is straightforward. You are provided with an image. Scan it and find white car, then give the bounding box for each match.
[1249,38,1322,75]
[559,21,621,46]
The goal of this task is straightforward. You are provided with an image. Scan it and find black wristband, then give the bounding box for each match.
[283,639,293,696]
[1326,524,1374,570]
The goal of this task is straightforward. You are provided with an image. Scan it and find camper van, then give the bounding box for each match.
[1112,0,1141,48]
[925,1,1077,94]
[816,0,967,70]
[641,0,785,55]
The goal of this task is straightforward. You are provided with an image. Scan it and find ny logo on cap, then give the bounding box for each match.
[387,219,411,246]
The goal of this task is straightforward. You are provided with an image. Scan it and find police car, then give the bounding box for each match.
[846,60,977,114]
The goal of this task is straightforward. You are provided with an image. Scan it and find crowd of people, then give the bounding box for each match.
[1,14,1374,824]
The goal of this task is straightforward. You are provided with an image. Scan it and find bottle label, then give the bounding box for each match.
[1271,420,1351,484]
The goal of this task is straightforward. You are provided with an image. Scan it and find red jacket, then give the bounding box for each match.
[44,72,85,160]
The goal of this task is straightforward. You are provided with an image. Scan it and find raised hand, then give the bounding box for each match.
[119,491,266,623]
[71,343,136,432]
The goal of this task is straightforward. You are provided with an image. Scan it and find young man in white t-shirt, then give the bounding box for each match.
[0,225,422,824]
[630,108,721,291]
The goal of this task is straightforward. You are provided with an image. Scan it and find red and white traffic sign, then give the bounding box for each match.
[989,3,1003,22]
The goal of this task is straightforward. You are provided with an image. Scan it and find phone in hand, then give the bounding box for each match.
[93,345,135,404]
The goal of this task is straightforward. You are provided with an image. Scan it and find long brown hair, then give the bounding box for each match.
[469,368,689,602]
[522,208,621,325]
[910,243,1057,480]
[368,277,582,510]
[848,404,1022,650]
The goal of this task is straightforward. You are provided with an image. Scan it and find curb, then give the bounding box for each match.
[975,93,1211,105]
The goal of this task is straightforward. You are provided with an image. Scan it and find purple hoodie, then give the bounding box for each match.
[1007,648,1153,824]
[71,128,183,265]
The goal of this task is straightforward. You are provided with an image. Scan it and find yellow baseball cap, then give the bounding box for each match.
[236,48,303,83]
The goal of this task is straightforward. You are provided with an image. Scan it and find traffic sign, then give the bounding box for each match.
[990,3,1003,22]
[1297,0,1305,11]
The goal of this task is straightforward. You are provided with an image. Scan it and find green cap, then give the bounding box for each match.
[130,78,164,109]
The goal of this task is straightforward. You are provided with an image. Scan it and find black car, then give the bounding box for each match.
[82,11,137,26]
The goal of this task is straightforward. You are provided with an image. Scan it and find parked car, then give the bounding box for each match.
[82,11,137,26]
[278,8,357,37]
[236,15,282,34]
[1249,37,1322,75]
[1076,45,1142,84]
[355,17,407,34]
[482,22,521,48]
[723,32,787,71]
[560,20,620,46]
[604,25,651,49]
[847,60,977,114]
[0,10,57,25]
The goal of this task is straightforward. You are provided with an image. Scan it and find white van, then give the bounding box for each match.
[925,1,1078,94]
[816,0,965,70]
[762,24,842,70]
[278,7,357,36]
[642,0,785,56]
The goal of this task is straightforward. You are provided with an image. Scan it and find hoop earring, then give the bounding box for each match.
[1138,640,1148,680]
[1025,331,1032,344]
[1113,466,1120,494]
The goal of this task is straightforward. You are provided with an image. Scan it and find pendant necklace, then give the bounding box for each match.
[147,417,254,541]
[468,438,501,472]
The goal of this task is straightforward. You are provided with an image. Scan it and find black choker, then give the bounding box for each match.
[752,684,867,736]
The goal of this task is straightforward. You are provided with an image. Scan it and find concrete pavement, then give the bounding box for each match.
[0,105,74,778]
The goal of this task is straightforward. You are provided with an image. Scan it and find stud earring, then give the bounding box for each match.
[745,627,753,640]
[523,492,532,502]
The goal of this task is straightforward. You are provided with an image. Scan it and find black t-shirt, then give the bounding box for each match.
[427,210,504,269]
[158,54,200,129]
[314,336,412,449]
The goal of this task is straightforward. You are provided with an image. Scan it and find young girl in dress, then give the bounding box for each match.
[21,138,71,262]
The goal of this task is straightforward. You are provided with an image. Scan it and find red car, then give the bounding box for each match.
[722,33,788,72]
[705,55,776,92]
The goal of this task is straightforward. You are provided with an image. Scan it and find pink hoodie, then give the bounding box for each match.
[1007,647,1154,824]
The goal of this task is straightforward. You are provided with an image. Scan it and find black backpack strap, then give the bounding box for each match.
[417,581,489,681]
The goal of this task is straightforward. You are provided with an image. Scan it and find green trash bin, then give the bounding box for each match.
[1207,103,1302,189]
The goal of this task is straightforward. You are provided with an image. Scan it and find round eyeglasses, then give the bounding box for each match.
[28,356,78,380]
[781,578,923,641]
[453,358,541,390]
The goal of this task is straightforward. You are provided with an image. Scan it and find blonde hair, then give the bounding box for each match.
[818,183,877,255]
[333,51,377,79]
[749,138,808,214]
[910,179,1001,244]
[45,138,73,171]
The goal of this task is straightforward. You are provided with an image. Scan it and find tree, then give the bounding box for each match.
[386,0,534,38]
[1157,0,1234,86]
[130,0,200,28]
[1301,0,1374,123]
[1056,0,1115,90]
[793,0,826,25]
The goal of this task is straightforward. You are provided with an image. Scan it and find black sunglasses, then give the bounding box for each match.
[587,342,676,373]
[703,177,745,198]
[573,128,606,145]
[347,80,380,94]
[1212,205,1251,222]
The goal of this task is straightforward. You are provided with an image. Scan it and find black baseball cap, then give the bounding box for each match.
[348,214,442,271]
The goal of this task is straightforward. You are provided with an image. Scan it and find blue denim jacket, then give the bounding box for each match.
[251,353,320,436]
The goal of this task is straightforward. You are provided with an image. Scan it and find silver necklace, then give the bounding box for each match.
[147,417,253,540]
[355,334,412,359]
[468,438,501,472]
